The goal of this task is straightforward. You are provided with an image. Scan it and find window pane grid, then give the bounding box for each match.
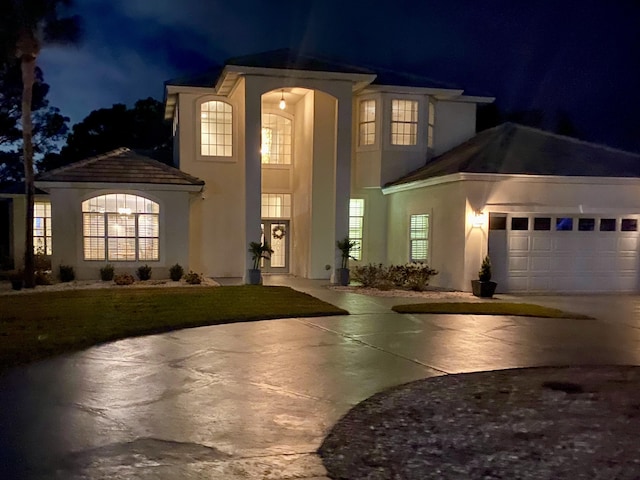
[410,214,429,262]
[262,113,292,164]
[261,194,291,218]
[82,195,159,261]
[349,199,365,260]
[201,101,232,157]
[392,99,418,146]
[33,201,52,255]
[358,99,375,146]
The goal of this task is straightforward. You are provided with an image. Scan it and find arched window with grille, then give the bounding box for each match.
[82,194,159,261]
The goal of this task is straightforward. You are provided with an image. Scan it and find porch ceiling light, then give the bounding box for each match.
[279,90,286,110]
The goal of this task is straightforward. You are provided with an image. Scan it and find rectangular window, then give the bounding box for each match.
[391,99,418,145]
[410,214,429,262]
[261,194,291,219]
[511,217,529,231]
[358,99,376,146]
[33,201,52,255]
[578,218,595,231]
[533,217,551,231]
[349,199,364,261]
[201,100,232,157]
[489,214,506,230]
[600,218,616,231]
[427,98,435,149]
[621,219,638,232]
[556,217,573,231]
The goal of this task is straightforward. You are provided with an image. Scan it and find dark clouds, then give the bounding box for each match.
[38,0,640,152]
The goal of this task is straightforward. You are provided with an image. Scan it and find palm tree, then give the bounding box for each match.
[1,0,81,287]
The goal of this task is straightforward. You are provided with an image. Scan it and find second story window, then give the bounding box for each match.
[391,99,418,146]
[201,100,232,157]
[358,99,376,146]
[428,98,435,149]
[261,113,292,164]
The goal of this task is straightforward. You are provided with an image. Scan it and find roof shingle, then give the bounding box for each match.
[387,123,640,188]
[36,148,205,186]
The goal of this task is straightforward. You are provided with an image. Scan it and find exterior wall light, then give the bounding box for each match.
[279,90,286,110]
[472,210,486,228]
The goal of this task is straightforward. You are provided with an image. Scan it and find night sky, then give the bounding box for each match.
[38,0,640,153]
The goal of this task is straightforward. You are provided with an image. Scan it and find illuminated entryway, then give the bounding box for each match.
[261,193,291,273]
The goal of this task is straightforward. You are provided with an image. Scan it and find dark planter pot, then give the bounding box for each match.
[247,269,262,285]
[336,268,350,286]
[471,280,497,298]
[10,279,23,291]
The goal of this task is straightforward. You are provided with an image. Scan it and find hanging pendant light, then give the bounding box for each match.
[279,90,286,110]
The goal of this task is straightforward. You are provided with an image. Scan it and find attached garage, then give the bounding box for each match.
[489,213,640,293]
[384,123,640,293]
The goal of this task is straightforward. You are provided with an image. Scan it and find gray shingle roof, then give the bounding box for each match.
[36,148,205,186]
[386,123,640,188]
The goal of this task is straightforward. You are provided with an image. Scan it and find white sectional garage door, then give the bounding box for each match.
[489,214,640,293]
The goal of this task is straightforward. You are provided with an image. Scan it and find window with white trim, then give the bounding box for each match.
[410,214,429,262]
[358,99,376,146]
[349,199,364,260]
[391,99,418,145]
[261,194,291,218]
[427,98,435,149]
[34,201,51,255]
[201,100,232,157]
[82,194,159,261]
[261,113,292,164]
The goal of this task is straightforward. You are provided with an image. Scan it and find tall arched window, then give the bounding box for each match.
[261,113,292,164]
[201,100,232,157]
[82,194,159,261]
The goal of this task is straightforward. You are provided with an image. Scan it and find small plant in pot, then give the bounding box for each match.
[472,255,497,298]
[247,241,274,285]
[336,237,357,286]
[9,270,23,290]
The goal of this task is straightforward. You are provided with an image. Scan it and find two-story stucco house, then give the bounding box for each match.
[3,48,640,293]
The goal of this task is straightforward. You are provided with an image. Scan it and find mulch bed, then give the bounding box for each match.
[319,366,640,479]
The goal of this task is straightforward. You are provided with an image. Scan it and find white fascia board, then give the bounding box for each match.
[35,181,204,192]
[164,84,220,119]
[437,95,496,104]
[382,172,640,195]
[367,84,464,97]
[221,65,377,88]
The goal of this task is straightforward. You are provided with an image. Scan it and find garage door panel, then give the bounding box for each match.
[553,236,580,252]
[531,236,552,251]
[528,276,551,291]
[595,236,618,252]
[509,236,529,252]
[616,256,639,272]
[508,256,529,273]
[619,237,638,252]
[506,276,529,292]
[530,256,551,272]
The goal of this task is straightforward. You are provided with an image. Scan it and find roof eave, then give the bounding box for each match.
[35,181,204,192]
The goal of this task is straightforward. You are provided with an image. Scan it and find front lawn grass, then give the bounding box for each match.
[0,286,347,371]
[392,302,592,319]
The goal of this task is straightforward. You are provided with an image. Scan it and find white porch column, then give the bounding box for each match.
[243,78,262,282]
[333,89,353,277]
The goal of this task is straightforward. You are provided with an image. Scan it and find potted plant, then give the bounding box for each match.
[247,241,274,285]
[336,237,357,286]
[472,255,497,298]
[9,270,23,290]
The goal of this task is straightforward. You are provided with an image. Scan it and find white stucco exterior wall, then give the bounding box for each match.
[433,101,477,156]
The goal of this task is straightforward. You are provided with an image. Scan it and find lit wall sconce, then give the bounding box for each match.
[472,210,487,228]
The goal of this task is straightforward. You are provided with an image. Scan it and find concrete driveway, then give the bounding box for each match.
[1,280,639,479]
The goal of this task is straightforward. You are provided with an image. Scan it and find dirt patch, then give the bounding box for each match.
[319,366,640,479]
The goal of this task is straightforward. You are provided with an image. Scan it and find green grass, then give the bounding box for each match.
[392,302,593,319]
[0,286,347,371]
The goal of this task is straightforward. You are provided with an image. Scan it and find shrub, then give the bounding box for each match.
[114,273,135,285]
[34,248,51,272]
[351,263,387,288]
[59,265,75,283]
[100,264,115,281]
[137,264,152,281]
[169,263,184,281]
[478,256,492,282]
[35,270,53,285]
[184,271,202,285]
[404,263,439,291]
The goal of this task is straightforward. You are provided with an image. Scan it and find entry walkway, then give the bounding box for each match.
[1,278,640,478]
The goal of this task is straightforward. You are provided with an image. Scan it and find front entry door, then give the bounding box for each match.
[261,220,289,273]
